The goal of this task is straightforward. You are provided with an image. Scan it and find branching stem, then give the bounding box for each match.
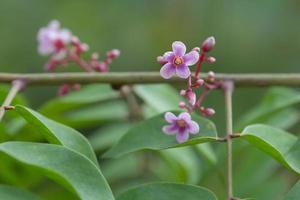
[223,80,235,200]
[0,80,26,121]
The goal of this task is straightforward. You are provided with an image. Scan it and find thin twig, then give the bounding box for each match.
[0,80,26,121]
[223,80,234,200]
[0,72,300,86]
[120,85,143,120]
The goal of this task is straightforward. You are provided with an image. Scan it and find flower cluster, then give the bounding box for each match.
[158,37,218,143]
[37,20,120,95]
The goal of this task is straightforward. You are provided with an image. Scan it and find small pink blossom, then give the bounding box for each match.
[160,41,199,79]
[37,20,72,56]
[163,112,199,143]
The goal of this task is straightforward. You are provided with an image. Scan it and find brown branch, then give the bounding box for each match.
[0,72,299,86]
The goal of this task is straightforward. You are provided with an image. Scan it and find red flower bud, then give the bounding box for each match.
[201,36,215,52]
[180,89,187,96]
[206,56,216,64]
[196,79,205,86]
[179,101,186,108]
[106,49,120,59]
[58,84,70,96]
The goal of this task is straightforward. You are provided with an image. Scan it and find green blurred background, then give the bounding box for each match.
[0,1,300,199]
[1,0,300,107]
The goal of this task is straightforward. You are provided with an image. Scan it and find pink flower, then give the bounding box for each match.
[160,41,199,79]
[162,112,199,143]
[37,20,72,56]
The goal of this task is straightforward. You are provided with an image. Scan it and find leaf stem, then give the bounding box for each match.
[223,80,234,200]
[0,80,26,121]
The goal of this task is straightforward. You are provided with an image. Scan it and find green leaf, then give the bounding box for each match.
[104,112,218,158]
[237,87,300,129]
[0,142,114,200]
[241,124,300,174]
[39,84,119,115]
[284,180,300,200]
[63,100,128,127]
[88,123,132,152]
[15,105,98,165]
[0,184,42,200]
[133,84,183,112]
[157,147,202,184]
[116,183,217,200]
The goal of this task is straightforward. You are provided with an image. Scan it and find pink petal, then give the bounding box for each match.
[176,65,191,79]
[183,51,199,66]
[165,112,177,123]
[160,63,176,79]
[162,124,178,135]
[189,121,199,134]
[178,112,191,121]
[176,131,189,143]
[163,51,175,63]
[172,41,186,56]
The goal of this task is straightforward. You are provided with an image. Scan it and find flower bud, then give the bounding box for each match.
[180,89,186,96]
[58,84,70,96]
[44,59,58,72]
[179,101,186,108]
[206,56,216,64]
[186,90,196,106]
[207,71,215,82]
[106,49,120,59]
[196,79,205,86]
[205,108,215,116]
[201,107,215,117]
[91,52,99,60]
[95,62,108,72]
[201,36,215,52]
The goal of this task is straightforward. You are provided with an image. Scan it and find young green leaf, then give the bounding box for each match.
[283,180,300,200]
[237,87,300,129]
[116,182,217,200]
[15,105,98,165]
[0,142,114,200]
[0,184,42,200]
[103,112,218,158]
[241,124,300,174]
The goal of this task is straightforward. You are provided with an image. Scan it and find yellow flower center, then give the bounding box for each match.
[173,56,184,66]
[176,119,187,128]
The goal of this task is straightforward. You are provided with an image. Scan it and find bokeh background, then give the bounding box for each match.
[1,0,300,104]
[0,0,300,199]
